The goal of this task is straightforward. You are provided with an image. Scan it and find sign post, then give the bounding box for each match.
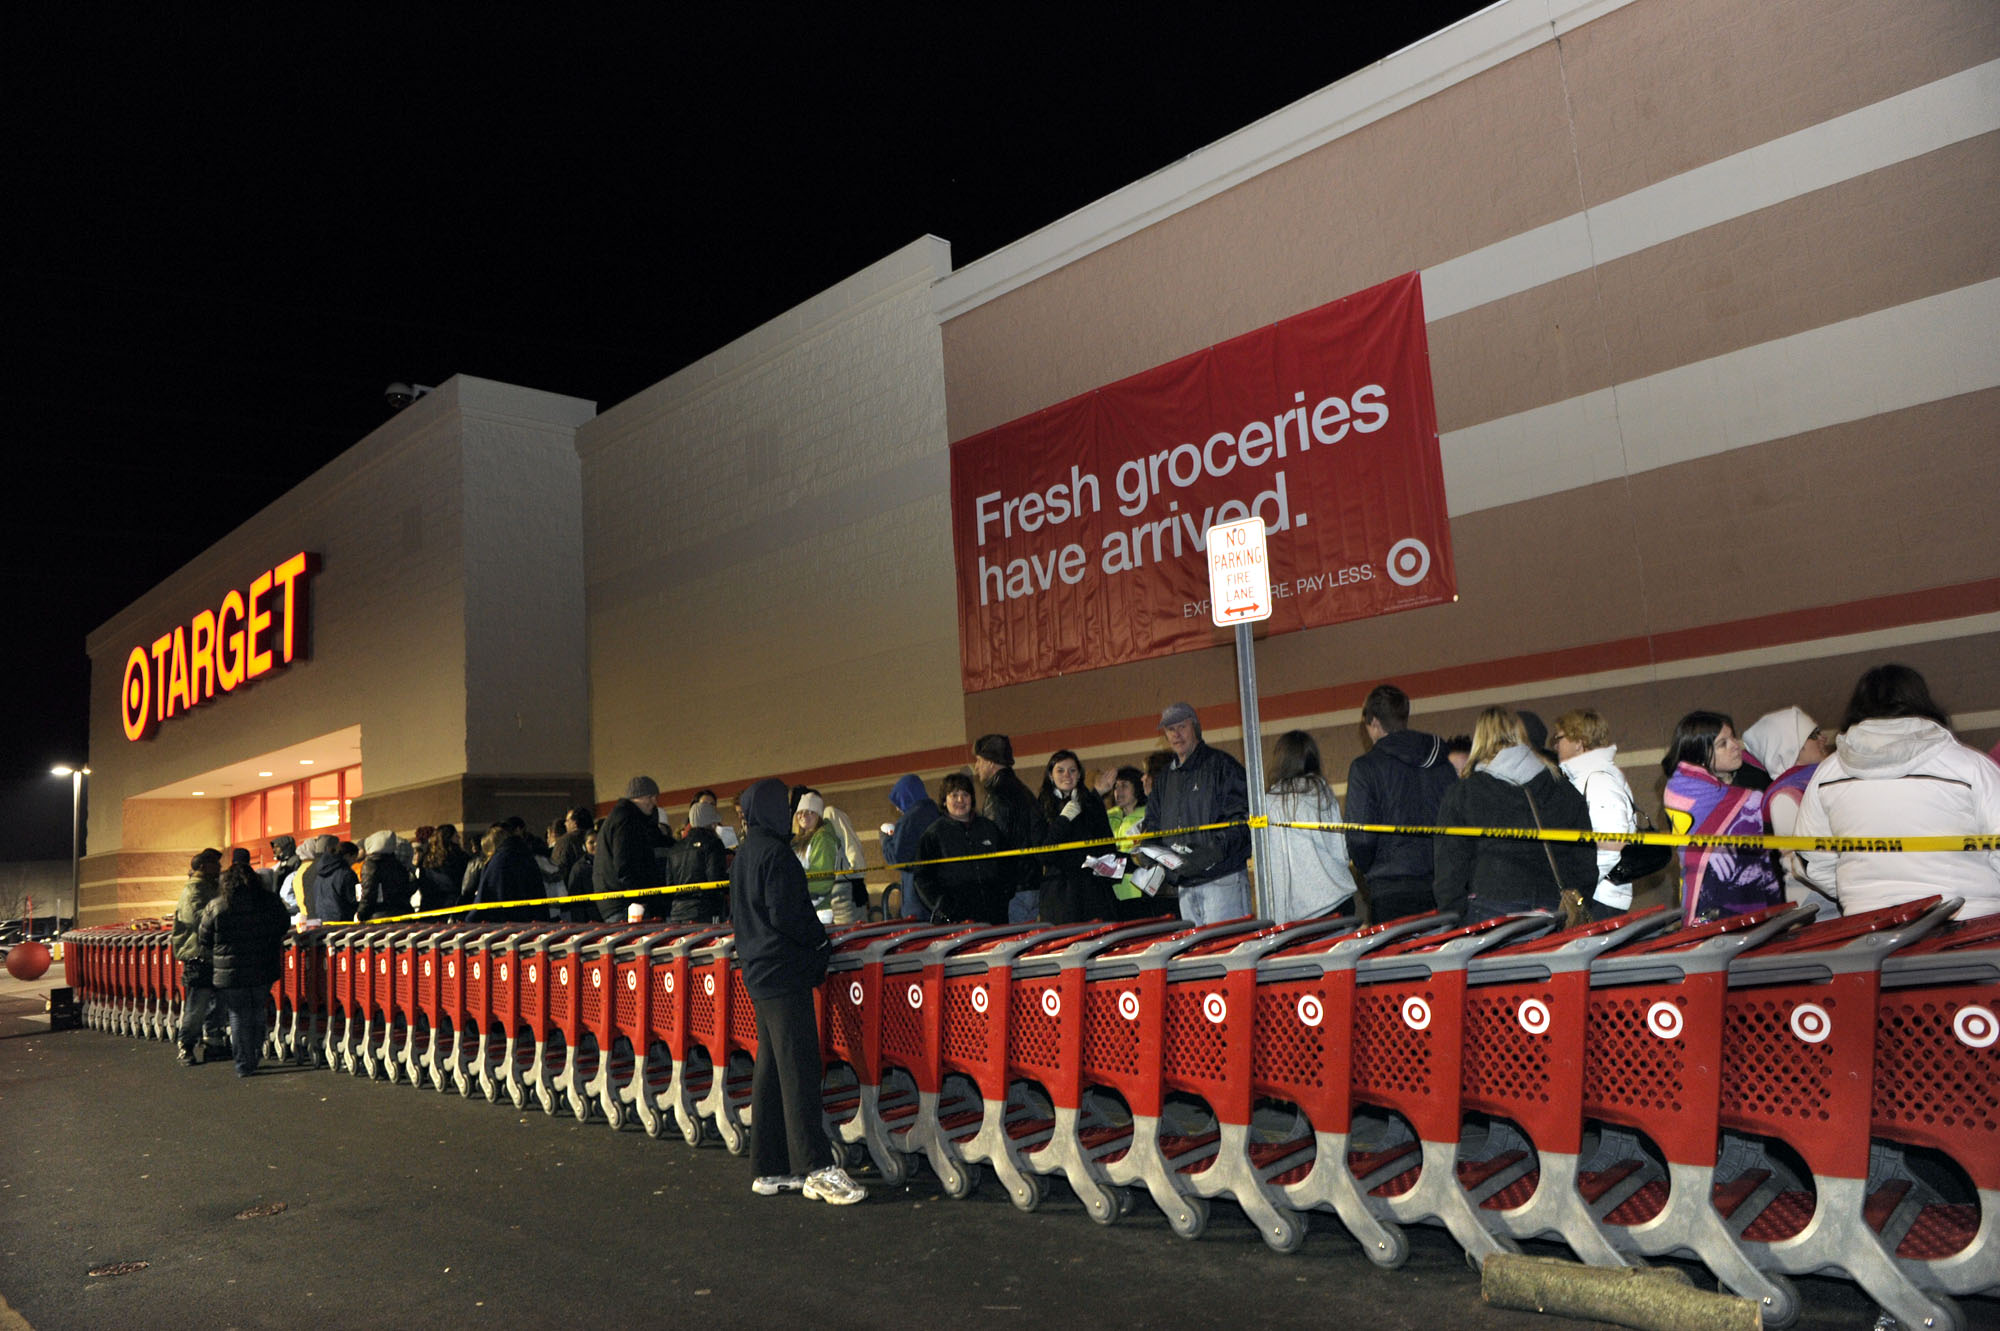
[1207,517,1272,904]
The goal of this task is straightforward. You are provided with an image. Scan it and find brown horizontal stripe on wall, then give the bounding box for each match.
[1428,132,2000,433]
[1559,0,2000,208]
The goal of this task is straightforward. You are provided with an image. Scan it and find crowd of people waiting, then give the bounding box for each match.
[182,660,1998,1013]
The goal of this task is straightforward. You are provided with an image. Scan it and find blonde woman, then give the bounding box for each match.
[1433,707,1596,923]
[792,792,857,926]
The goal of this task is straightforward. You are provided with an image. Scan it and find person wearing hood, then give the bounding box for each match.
[1344,685,1458,921]
[307,838,361,923]
[1552,709,1643,920]
[971,734,1047,922]
[1433,708,1597,923]
[197,862,290,1077]
[1742,706,1839,920]
[1795,665,2000,919]
[730,777,866,1206]
[881,774,942,920]
[356,830,413,921]
[282,834,329,921]
[263,835,301,899]
[173,847,231,1063]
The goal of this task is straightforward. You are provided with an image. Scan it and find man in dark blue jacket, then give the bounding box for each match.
[1343,684,1458,921]
[1138,703,1250,924]
[730,777,865,1206]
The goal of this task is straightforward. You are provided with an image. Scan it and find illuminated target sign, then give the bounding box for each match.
[121,552,319,742]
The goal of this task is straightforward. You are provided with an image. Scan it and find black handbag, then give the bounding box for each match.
[1606,799,1672,885]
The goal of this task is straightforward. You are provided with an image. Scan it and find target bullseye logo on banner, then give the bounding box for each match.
[1385,538,1431,587]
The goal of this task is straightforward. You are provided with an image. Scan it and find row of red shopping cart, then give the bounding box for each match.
[63,899,1997,1330]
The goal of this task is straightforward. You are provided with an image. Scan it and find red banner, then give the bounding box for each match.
[950,273,1453,693]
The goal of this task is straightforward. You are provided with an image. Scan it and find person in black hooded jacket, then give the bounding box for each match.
[1433,708,1597,922]
[729,777,865,1204]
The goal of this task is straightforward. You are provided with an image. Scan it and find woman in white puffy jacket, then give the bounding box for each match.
[1795,665,2000,919]
[1552,709,1640,919]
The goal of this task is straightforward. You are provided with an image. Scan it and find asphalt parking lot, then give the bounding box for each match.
[0,998,1889,1331]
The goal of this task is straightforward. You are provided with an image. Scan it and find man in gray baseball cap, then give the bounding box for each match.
[1137,703,1251,923]
[593,776,664,921]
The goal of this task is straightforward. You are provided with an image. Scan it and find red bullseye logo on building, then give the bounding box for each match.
[1041,990,1062,1018]
[1647,1001,1683,1040]
[1517,998,1551,1036]
[971,985,989,1014]
[1401,996,1431,1031]
[1955,1005,1997,1049]
[1118,991,1141,1021]
[1296,995,1323,1028]
[1202,993,1227,1024]
[1789,1002,1831,1044]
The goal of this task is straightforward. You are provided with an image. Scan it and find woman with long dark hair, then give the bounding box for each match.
[1795,665,2000,918]
[1662,711,1783,923]
[1261,731,1357,923]
[1035,748,1117,923]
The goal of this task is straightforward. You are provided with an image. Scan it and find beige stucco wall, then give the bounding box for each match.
[579,237,963,796]
[83,376,596,860]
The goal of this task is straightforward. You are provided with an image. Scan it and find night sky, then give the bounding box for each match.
[3,5,1485,861]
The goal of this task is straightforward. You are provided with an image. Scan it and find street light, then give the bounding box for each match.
[50,765,89,924]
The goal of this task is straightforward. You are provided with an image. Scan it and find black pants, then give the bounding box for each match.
[1367,875,1436,923]
[749,986,833,1179]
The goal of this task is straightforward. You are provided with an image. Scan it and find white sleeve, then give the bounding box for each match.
[1793,771,1835,893]
[1581,771,1634,878]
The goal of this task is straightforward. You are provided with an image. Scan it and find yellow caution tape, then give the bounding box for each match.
[328,817,1994,927]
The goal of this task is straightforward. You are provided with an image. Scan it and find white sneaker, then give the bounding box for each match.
[803,1164,867,1206]
[751,1174,804,1196]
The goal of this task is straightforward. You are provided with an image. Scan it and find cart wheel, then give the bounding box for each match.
[1009,1172,1045,1213]
[1753,1274,1802,1330]
[1263,1214,1305,1255]
[509,1082,529,1111]
[844,1141,870,1172]
[1167,1195,1209,1240]
[943,1163,982,1200]
[678,1114,702,1148]
[1084,1185,1124,1225]
[722,1122,748,1157]
[602,1101,625,1132]
[1364,1222,1408,1269]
